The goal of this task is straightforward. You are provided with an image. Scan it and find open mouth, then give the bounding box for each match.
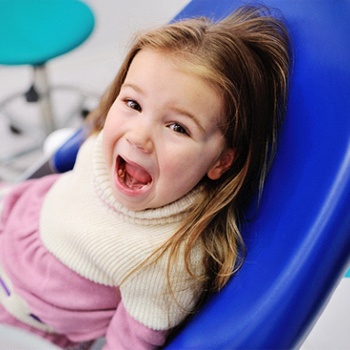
[116,156,152,190]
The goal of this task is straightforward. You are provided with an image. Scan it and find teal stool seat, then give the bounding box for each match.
[0,0,94,65]
[0,0,95,167]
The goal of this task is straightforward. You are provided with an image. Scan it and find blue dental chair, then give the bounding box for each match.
[51,0,350,348]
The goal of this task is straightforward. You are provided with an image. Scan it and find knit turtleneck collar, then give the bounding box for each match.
[92,131,203,225]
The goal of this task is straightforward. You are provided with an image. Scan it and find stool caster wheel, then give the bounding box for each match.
[25,85,40,103]
[10,124,22,135]
[81,109,90,119]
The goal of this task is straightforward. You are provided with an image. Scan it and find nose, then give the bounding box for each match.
[126,122,154,154]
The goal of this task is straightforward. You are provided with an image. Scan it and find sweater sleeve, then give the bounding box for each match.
[103,302,167,350]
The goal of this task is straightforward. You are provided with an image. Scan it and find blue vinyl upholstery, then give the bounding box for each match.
[51,128,87,173]
[165,1,350,349]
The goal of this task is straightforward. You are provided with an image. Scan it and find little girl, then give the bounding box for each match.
[0,5,290,349]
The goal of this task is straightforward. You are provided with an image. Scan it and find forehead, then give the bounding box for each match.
[130,47,220,86]
[125,48,226,130]
[128,49,224,105]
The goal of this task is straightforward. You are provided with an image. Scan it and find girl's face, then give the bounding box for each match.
[103,49,234,210]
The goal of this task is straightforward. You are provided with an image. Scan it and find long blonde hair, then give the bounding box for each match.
[88,5,291,292]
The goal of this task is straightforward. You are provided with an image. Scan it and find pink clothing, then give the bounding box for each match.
[0,176,166,349]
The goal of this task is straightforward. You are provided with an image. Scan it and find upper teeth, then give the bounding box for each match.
[118,168,125,179]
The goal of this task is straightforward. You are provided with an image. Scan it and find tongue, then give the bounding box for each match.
[125,162,151,184]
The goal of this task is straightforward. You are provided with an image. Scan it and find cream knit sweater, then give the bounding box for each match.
[40,132,204,330]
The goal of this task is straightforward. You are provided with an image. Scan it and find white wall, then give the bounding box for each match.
[52,0,191,94]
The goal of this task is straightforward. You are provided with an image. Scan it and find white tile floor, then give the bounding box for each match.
[0,1,349,348]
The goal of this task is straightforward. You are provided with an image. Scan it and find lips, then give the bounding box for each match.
[116,156,152,190]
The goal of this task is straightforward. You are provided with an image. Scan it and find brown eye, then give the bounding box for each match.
[169,123,189,135]
[126,99,141,112]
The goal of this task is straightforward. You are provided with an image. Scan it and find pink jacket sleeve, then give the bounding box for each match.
[103,302,168,350]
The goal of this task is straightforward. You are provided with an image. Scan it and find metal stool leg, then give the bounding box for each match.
[33,64,56,135]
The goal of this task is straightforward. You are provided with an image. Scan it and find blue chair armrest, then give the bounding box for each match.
[50,128,87,173]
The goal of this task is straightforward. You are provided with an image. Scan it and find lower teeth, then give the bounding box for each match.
[118,169,147,189]
[126,176,143,189]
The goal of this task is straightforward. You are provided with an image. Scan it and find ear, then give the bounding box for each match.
[207,148,235,180]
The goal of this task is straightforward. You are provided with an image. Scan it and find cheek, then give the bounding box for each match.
[103,108,117,134]
[102,132,113,168]
[176,143,225,182]
[103,101,122,133]
[102,118,118,167]
[161,150,206,184]
[102,105,123,165]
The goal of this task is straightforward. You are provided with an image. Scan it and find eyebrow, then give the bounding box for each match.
[121,83,143,94]
[170,106,207,134]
